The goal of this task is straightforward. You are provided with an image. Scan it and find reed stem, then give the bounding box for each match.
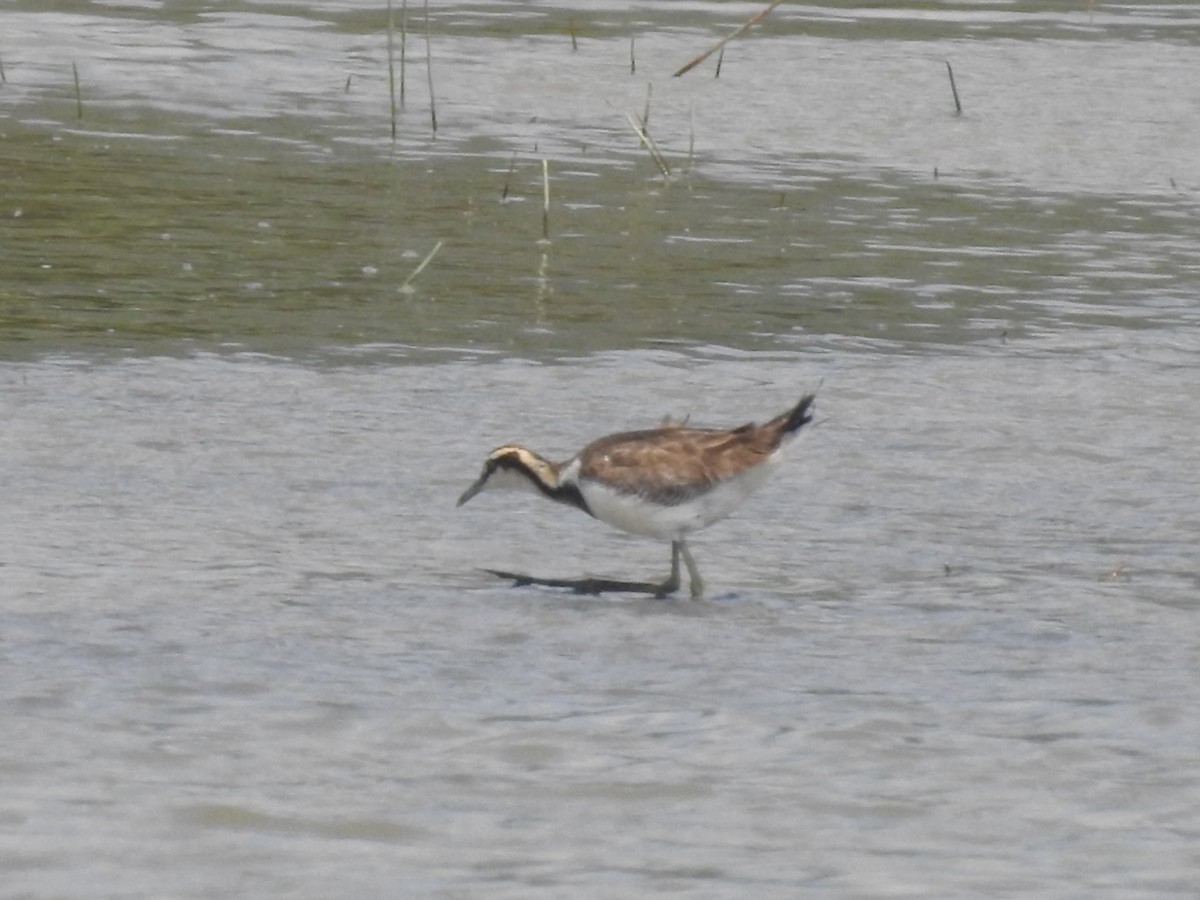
[674,0,784,77]
[945,60,963,116]
[401,239,444,290]
[72,61,83,119]
[425,0,437,134]
[400,0,407,105]
[624,111,670,177]
[541,159,550,240]
[501,152,516,201]
[387,0,397,138]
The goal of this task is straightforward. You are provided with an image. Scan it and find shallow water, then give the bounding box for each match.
[2,2,1199,897]
[4,340,1199,898]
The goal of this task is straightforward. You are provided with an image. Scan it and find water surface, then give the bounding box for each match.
[2,2,1199,897]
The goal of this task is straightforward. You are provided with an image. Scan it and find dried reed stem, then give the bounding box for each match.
[674,0,785,77]
[401,239,444,290]
[501,152,516,201]
[945,60,962,116]
[386,0,397,138]
[400,0,408,105]
[71,61,83,119]
[425,0,437,134]
[541,159,550,239]
[624,111,670,177]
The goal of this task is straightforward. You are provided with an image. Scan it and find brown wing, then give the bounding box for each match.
[576,422,780,502]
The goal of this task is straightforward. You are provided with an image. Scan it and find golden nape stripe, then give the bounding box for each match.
[457,394,816,599]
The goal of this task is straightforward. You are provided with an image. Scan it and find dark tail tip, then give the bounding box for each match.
[782,393,817,435]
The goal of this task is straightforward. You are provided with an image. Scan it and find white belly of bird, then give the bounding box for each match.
[577,456,779,540]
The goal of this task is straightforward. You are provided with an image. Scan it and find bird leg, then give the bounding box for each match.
[653,541,682,598]
[677,539,704,599]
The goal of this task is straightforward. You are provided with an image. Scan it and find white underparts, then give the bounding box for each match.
[572,451,783,540]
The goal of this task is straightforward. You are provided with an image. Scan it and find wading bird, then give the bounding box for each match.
[457,394,816,598]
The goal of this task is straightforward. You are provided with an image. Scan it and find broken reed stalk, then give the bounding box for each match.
[715,47,724,78]
[629,33,636,75]
[569,18,578,51]
[945,60,962,116]
[424,0,437,134]
[501,152,516,201]
[401,239,444,290]
[641,83,652,135]
[541,159,550,240]
[386,0,397,138]
[623,111,670,177]
[72,61,82,119]
[674,0,785,77]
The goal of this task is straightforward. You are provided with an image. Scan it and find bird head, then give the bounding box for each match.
[457,445,558,506]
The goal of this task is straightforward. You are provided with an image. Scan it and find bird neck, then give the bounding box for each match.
[547,479,590,516]
[505,449,591,516]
